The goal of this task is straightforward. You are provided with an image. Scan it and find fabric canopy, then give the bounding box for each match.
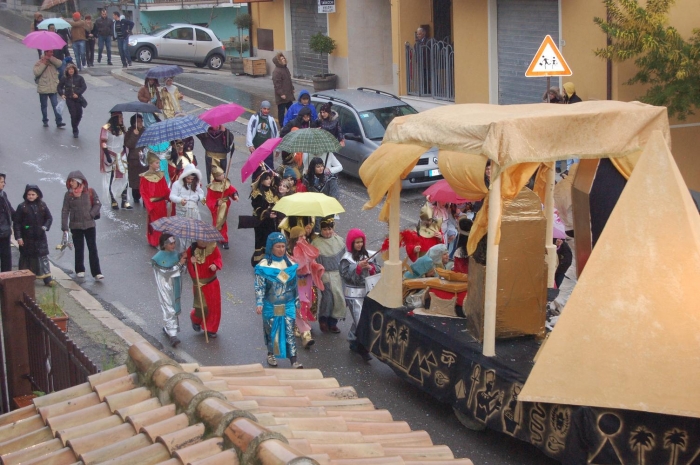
[520,131,700,418]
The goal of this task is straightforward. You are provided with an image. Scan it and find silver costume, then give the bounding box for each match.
[151,251,185,337]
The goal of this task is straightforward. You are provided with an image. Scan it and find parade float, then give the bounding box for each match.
[356,101,700,464]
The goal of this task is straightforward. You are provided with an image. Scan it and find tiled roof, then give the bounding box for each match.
[0,342,473,464]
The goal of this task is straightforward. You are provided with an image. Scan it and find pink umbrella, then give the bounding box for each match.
[22,30,66,50]
[422,179,473,204]
[241,138,282,182]
[553,210,568,239]
[199,103,246,127]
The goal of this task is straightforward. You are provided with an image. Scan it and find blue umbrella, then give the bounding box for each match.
[137,115,210,146]
[145,65,185,79]
[37,18,71,30]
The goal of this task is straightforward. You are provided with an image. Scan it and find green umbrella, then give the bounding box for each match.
[278,128,342,154]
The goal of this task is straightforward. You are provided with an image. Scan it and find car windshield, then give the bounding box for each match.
[358,105,418,140]
[148,25,173,36]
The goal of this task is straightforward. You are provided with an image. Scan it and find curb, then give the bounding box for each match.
[0,24,24,42]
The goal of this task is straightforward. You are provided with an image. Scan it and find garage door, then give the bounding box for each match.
[290,0,328,80]
[497,0,559,104]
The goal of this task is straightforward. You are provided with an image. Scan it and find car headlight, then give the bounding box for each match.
[128,38,137,46]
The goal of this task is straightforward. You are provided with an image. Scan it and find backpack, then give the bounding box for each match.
[88,188,100,220]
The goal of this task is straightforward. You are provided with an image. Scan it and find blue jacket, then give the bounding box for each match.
[283,90,317,126]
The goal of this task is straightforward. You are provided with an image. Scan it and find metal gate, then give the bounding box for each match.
[405,38,455,102]
[290,0,329,80]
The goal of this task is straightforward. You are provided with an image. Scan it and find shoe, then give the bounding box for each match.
[170,335,181,348]
[267,353,278,367]
[329,326,341,334]
[122,65,127,69]
[76,272,85,278]
[292,362,304,369]
[95,274,104,280]
[192,322,201,332]
[111,201,119,210]
[73,132,79,138]
[206,332,217,339]
[45,279,57,287]
[57,122,66,128]
[221,242,229,250]
[319,321,329,333]
[122,202,133,210]
[361,351,373,362]
[97,59,101,63]
[108,62,113,65]
[301,331,315,349]
[42,122,49,127]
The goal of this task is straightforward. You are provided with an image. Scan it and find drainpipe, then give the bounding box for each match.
[606,5,612,100]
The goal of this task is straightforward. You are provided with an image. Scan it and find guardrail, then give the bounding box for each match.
[405,38,455,102]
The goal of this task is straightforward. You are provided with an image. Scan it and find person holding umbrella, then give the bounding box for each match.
[160,76,184,119]
[124,114,147,204]
[100,111,131,210]
[197,125,234,184]
[140,152,171,247]
[246,101,279,169]
[169,164,204,252]
[33,49,65,129]
[187,240,222,339]
[205,165,238,250]
[137,78,163,127]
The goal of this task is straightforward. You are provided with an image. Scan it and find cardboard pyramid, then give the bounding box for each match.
[520,131,700,418]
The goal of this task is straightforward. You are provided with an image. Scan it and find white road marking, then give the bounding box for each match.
[82,74,111,87]
[1,75,34,89]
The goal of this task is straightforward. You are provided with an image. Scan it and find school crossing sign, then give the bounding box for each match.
[525,35,572,77]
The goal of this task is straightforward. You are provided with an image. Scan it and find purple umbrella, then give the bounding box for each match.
[241,138,282,182]
[22,30,66,50]
[199,103,246,127]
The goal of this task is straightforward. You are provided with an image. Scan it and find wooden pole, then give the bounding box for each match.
[483,174,501,357]
[194,264,209,343]
[544,164,557,287]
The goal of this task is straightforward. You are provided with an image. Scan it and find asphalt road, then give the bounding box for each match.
[0,34,557,465]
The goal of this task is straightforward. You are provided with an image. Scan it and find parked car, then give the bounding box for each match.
[310,88,442,189]
[128,24,226,70]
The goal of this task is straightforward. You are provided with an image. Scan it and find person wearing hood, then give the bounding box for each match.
[140,152,171,247]
[562,82,582,104]
[250,170,280,266]
[152,233,186,348]
[427,243,451,270]
[271,53,294,123]
[282,90,317,126]
[14,185,54,286]
[112,11,134,68]
[197,124,234,184]
[0,174,14,272]
[160,76,184,119]
[57,63,88,138]
[169,163,205,252]
[403,254,435,279]
[280,106,312,137]
[34,49,65,129]
[67,12,88,71]
[100,112,131,210]
[246,101,279,169]
[61,171,103,280]
[311,217,346,334]
[542,86,562,104]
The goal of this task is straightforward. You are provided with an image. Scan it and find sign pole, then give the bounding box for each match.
[546,76,551,103]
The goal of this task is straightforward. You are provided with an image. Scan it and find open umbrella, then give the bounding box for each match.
[110,102,161,114]
[145,65,184,79]
[422,179,473,204]
[22,30,66,50]
[278,128,342,154]
[273,192,345,217]
[137,115,210,146]
[241,138,282,182]
[199,103,246,127]
[37,18,71,30]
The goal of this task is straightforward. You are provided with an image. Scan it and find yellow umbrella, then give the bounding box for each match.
[272,192,345,217]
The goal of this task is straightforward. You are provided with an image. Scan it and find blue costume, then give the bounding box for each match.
[151,247,184,343]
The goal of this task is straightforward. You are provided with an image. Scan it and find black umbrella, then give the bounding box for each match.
[145,65,185,79]
[109,102,161,113]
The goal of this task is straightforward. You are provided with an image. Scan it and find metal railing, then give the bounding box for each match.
[20,294,99,394]
[405,38,455,102]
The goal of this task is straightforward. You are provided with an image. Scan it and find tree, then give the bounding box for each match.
[309,32,337,78]
[629,426,655,465]
[663,428,687,465]
[233,13,252,58]
[594,0,700,120]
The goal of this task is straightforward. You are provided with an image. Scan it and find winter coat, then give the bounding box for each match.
[138,85,163,110]
[283,90,318,126]
[61,170,101,231]
[33,56,62,94]
[57,66,87,101]
[67,20,87,41]
[245,112,279,148]
[124,128,147,187]
[113,18,134,40]
[312,111,344,142]
[94,16,113,37]
[14,187,52,257]
[280,112,312,138]
[271,54,294,106]
[0,191,14,239]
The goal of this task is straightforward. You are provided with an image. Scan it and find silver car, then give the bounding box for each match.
[128,24,226,70]
[311,88,442,189]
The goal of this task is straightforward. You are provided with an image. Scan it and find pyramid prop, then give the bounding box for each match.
[520,131,700,418]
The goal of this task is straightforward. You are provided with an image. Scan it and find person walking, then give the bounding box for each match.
[137,78,163,127]
[140,152,171,247]
[187,240,222,339]
[46,24,71,78]
[61,171,103,280]
[31,13,43,59]
[124,114,147,205]
[288,226,324,350]
[197,125,234,183]
[271,53,294,124]
[85,15,95,67]
[169,164,204,252]
[14,185,55,286]
[0,174,14,272]
[57,63,87,138]
[246,101,279,169]
[160,76,183,119]
[283,90,318,126]
[311,217,346,333]
[152,233,186,347]
[255,232,303,368]
[100,112,131,209]
[250,170,279,266]
[112,12,134,69]
[205,165,238,250]
[94,9,113,65]
[34,50,65,129]
[67,12,88,71]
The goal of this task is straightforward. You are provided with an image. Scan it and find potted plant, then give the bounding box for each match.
[38,285,68,332]
[309,32,338,91]
[230,13,252,75]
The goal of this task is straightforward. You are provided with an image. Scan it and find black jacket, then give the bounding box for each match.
[94,16,113,37]
[57,72,87,100]
[113,18,134,39]
[14,190,52,258]
[280,114,311,137]
[0,191,14,239]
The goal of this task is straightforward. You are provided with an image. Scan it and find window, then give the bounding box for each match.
[358,105,418,140]
[164,27,193,41]
[195,29,212,41]
[335,106,361,137]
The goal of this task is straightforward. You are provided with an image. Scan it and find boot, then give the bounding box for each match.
[301,331,315,349]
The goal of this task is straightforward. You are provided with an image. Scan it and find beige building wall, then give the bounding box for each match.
[453,0,489,104]
[250,0,290,73]
[391,0,433,95]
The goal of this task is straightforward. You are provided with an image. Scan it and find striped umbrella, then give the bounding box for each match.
[151,217,224,243]
[277,128,342,155]
[137,115,210,147]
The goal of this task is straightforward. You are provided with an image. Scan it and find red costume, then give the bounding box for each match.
[402,229,443,263]
[205,178,238,243]
[187,243,223,334]
[139,170,170,247]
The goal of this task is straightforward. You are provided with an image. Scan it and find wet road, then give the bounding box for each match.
[0,34,557,465]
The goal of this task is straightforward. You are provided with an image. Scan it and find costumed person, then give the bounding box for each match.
[100,111,131,210]
[205,165,238,250]
[403,254,435,279]
[452,217,472,274]
[250,170,279,266]
[160,76,183,119]
[427,243,451,270]
[124,114,147,205]
[288,225,324,349]
[340,228,379,361]
[187,240,222,338]
[152,233,186,348]
[254,232,303,368]
[169,138,197,182]
[169,164,204,252]
[140,152,171,247]
[554,238,573,289]
[14,185,55,286]
[137,77,163,126]
[311,217,346,333]
[402,202,443,263]
[197,125,234,184]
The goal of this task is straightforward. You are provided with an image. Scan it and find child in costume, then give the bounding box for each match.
[255,232,303,368]
[187,241,222,339]
[205,165,238,250]
[14,185,55,286]
[288,226,324,349]
[403,202,443,263]
[170,164,204,252]
[311,217,346,333]
[151,234,186,347]
[140,152,171,247]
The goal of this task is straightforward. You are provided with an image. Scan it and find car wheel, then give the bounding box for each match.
[136,46,153,63]
[194,62,206,68]
[207,54,224,70]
